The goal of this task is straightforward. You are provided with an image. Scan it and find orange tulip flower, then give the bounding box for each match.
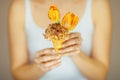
[62,12,79,30]
[48,5,60,23]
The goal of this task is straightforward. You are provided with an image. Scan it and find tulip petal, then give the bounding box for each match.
[48,5,60,22]
[62,12,79,30]
[62,12,70,27]
[68,16,79,30]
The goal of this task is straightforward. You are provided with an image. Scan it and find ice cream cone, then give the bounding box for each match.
[52,39,64,55]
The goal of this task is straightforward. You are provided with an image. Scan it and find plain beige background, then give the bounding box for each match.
[0,0,120,80]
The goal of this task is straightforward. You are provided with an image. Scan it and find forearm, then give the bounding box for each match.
[71,51,109,80]
[12,63,44,80]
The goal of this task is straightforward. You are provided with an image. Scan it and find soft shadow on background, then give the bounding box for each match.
[0,0,120,80]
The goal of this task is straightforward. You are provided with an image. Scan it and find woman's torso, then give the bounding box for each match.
[25,0,94,80]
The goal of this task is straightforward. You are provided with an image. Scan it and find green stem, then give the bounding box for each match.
[57,20,60,24]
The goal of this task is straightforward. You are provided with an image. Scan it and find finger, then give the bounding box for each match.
[49,62,61,71]
[36,59,61,72]
[59,44,80,53]
[35,48,54,58]
[63,37,81,47]
[69,32,81,39]
[35,54,61,63]
[42,48,54,53]
[60,49,80,56]
[40,61,61,72]
[42,59,61,68]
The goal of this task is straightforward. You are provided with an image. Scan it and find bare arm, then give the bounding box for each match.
[8,1,44,80]
[8,1,61,80]
[73,1,112,79]
[59,0,112,80]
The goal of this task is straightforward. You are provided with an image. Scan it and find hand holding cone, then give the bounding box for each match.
[52,39,64,55]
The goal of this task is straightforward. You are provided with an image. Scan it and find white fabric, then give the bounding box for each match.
[25,0,94,80]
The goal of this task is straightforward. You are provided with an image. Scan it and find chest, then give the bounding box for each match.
[30,0,87,28]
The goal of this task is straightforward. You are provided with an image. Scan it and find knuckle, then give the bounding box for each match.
[77,32,81,36]
[75,32,80,36]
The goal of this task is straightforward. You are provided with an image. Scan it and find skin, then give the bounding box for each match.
[8,0,112,80]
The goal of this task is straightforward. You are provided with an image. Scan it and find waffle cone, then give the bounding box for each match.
[52,39,64,55]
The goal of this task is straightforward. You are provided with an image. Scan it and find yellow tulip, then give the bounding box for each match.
[62,12,79,30]
[48,5,60,22]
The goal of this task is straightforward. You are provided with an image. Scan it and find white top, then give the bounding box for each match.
[25,0,94,80]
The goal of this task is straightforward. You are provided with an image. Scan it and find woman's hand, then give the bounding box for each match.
[34,48,61,73]
[59,32,82,56]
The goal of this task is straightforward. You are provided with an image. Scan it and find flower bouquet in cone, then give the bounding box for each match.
[44,5,79,55]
